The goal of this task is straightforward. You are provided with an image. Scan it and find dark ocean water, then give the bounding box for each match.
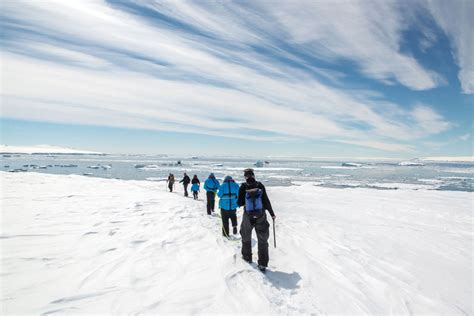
[2,154,473,192]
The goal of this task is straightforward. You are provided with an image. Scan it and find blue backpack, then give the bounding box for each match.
[245,188,263,212]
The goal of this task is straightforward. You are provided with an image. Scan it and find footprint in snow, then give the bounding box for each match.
[100,248,117,254]
[82,231,98,236]
[131,240,147,245]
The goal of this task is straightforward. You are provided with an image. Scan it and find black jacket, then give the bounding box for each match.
[179,175,190,185]
[237,178,275,217]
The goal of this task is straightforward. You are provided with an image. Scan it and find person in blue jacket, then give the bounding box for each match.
[191,175,200,200]
[204,173,220,215]
[217,176,240,236]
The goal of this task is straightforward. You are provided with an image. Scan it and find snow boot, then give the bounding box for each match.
[257,265,266,273]
[233,226,237,234]
[242,256,252,264]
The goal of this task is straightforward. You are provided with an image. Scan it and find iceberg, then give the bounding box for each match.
[399,161,424,166]
[254,160,264,167]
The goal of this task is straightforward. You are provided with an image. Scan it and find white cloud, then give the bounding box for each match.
[425,0,474,94]
[334,139,416,153]
[459,133,471,141]
[132,0,443,90]
[411,104,452,135]
[257,0,442,90]
[0,0,454,153]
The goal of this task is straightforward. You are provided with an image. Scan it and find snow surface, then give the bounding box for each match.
[1,172,472,315]
[0,145,102,155]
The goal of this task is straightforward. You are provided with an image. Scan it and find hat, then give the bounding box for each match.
[243,168,254,177]
[224,175,233,182]
[209,173,215,178]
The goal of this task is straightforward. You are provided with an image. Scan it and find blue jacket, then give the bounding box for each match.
[218,179,240,210]
[191,183,200,192]
[204,176,220,192]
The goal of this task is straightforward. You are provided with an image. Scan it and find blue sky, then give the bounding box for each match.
[1,0,472,157]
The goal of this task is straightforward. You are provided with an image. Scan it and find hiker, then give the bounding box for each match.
[217,176,240,237]
[179,172,191,197]
[191,175,200,200]
[204,173,220,215]
[167,173,175,192]
[237,168,276,273]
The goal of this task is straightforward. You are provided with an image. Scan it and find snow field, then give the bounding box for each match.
[1,172,472,315]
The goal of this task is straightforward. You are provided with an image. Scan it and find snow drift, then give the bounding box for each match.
[1,172,472,315]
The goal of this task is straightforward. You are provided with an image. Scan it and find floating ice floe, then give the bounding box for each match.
[140,164,161,170]
[87,165,101,169]
[418,179,444,184]
[399,161,424,166]
[8,168,27,172]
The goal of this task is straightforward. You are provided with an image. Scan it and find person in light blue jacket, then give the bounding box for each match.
[191,174,200,200]
[204,173,220,215]
[217,176,240,236]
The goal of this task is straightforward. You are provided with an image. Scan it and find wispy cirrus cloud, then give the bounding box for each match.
[0,0,455,153]
[459,133,471,142]
[411,104,452,135]
[423,0,474,94]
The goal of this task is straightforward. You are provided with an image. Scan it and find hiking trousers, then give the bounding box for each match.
[240,212,270,267]
[183,183,189,197]
[193,191,198,200]
[206,191,216,214]
[168,183,173,192]
[221,209,237,236]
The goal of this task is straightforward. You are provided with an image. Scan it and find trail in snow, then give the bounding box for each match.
[1,172,472,315]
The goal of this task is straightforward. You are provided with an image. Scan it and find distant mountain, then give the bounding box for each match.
[0,145,104,155]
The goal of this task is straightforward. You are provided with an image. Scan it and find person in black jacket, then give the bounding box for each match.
[167,173,175,192]
[179,172,191,197]
[237,168,276,272]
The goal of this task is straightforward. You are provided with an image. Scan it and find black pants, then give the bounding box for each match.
[193,191,198,200]
[183,184,188,197]
[206,191,215,214]
[221,209,237,236]
[240,212,270,267]
[168,183,173,192]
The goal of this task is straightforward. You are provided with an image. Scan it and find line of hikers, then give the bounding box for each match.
[166,168,276,272]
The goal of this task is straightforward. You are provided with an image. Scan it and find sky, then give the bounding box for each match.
[0,0,473,157]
